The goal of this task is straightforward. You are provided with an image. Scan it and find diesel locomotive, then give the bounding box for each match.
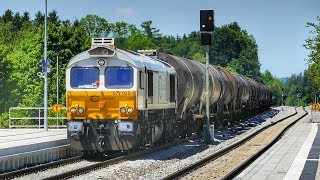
[66,38,272,153]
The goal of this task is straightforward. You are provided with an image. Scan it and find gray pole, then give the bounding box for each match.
[44,0,48,131]
[205,46,211,142]
[56,54,59,127]
[56,55,58,104]
[282,93,284,110]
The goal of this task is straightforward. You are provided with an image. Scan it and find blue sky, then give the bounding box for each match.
[0,0,319,78]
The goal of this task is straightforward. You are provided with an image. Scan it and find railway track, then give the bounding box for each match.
[164,107,307,179]
[0,155,83,179]
[2,107,292,179]
[4,136,198,180]
[43,136,201,180]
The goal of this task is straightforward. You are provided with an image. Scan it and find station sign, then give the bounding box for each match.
[52,103,62,113]
[312,103,319,111]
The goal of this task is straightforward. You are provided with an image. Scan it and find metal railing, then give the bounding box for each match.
[9,107,67,129]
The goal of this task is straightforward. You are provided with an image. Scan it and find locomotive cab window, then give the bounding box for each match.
[105,67,133,89]
[71,67,99,89]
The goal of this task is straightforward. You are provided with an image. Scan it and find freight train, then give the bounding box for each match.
[66,38,273,153]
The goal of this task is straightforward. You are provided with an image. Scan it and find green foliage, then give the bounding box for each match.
[80,14,111,37]
[261,70,283,105]
[210,22,260,80]
[126,34,157,51]
[8,24,43,107]
[0,113,9,128]
[283,71,316,106]
[304,17,320,91]
[0,21,17,113]
[141,20,161,39]
[192,52,206,62]
[0,10,267,127]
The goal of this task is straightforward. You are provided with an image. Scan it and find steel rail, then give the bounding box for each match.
[222,107,307,179]
[163,107,301,179]
[42,136,199,180]
[0,155,83,179]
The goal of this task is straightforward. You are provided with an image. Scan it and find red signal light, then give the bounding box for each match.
[200,10,214,32]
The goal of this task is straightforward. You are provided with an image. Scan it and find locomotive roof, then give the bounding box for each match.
[67,46,175,74]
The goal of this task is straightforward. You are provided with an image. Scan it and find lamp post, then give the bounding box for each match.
[281,88,284,111]
[43,0,48,131]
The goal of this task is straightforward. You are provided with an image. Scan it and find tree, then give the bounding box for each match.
[261,70,283,105]
[209,22,261,80]
[13,12,22,30]
[2,9,13,22]
[126,34,157,51]
[111,21,130,49]
[34,11,44,26]
[282,71,315,106]
[0,21,16,117]
[48,10,60,26]
[111,21,129,38]
[141,20,161,43]
[80,14,110,37]
[22,12,30,22]
[304,17,320,89]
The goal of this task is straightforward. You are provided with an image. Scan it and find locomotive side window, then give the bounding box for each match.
[169,74,175,102]
[71,67,99,89]
[147,71,153,97]
[105,67,133,89]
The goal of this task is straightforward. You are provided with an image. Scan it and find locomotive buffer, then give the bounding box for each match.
[200,10,215,143]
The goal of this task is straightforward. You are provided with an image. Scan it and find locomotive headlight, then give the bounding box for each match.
[127,107,134,113]
[78,107,84,114]
[98,58,105,66]
[120,107,126,114]
[70,107,77,114]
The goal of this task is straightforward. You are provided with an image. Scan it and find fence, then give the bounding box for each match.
[9,107,67,129]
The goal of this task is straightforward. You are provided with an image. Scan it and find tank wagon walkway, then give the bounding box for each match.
[236,107,320,180]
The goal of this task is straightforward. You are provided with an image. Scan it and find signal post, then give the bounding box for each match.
[200,10,215,143]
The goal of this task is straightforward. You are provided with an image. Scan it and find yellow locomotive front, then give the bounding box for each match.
[66,38,140,152]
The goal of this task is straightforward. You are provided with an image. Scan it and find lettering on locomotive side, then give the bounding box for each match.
[112,91,134,96]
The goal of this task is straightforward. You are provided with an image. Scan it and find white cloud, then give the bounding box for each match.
[114,8,138,18]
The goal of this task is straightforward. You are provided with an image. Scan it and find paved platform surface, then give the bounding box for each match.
[0,129,67,157]
[236,107,320,180]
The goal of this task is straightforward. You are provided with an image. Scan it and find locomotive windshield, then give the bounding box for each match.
[105,67,133,88]
[71,67,99,89]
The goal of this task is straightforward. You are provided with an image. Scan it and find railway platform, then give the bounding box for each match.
[236,106,320,180]
[0,129,79,173]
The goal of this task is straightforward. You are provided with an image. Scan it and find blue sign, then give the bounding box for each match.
[41,59,50,73]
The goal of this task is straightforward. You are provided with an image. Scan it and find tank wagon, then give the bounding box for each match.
[66,38,273,153]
